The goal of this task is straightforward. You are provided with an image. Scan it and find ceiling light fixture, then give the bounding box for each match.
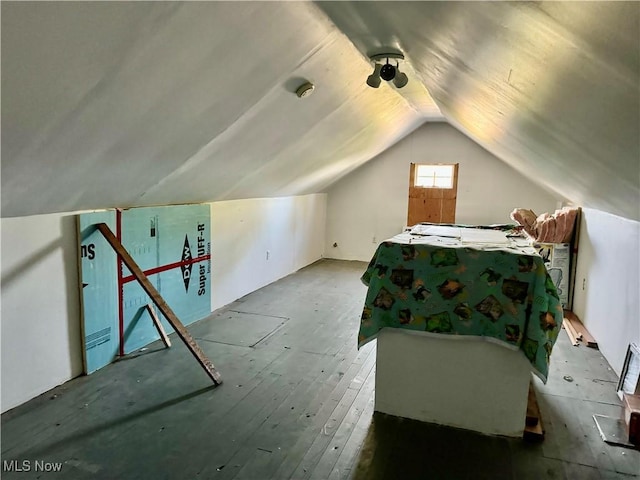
[366,52,408,89]
[366,64,383,88]
[380,61,396,81]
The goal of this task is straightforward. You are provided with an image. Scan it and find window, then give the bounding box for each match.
[414,164,455,189]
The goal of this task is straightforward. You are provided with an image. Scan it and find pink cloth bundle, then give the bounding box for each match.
[511,207,579,243]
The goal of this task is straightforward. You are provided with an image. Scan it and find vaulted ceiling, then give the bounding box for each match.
[2,2,638,220]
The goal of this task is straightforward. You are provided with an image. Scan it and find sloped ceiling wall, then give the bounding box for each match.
[1,1,440,217]
[319,1,639,221]
[2,2,638,221]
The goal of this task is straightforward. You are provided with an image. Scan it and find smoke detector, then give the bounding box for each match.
[296,82,315,98]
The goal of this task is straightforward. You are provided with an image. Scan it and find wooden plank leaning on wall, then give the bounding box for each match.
[96,223,222,386]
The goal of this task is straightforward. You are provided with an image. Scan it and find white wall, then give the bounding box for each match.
[572,208,640,376]
[325,122,560,261]
[210,194,326,311]
[1,213,83,413]
[1,194,326,412]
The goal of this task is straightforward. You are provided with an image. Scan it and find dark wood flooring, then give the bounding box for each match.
[2,259,638,479]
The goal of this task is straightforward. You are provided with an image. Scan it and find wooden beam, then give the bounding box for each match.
[96,223,222,385]
[146,303,172,348]
[562,318,580,346]
[523,382,545,442]
[564,310,598,348]
[526,384,540,427]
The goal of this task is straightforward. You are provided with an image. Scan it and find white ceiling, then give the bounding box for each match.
[2,2,638,221]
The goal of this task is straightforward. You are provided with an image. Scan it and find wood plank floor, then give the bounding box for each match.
[2,259,638,479]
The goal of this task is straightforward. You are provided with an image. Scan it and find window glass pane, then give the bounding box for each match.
[415,176,431,187]
[414,164,454,188]
[416,165,453,178]
[433,176,453,188]
[433,165,453,177]
[416,165,435,178]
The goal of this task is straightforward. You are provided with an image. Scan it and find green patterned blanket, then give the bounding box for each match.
[359,229,563,382]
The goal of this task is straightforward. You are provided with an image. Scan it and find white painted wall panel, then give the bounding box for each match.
[292,194,327,272]
[572,208,640,376]
[325,123,560,261]
[1,213,83,412]
[210,194,326,311]
[375,329,531,437]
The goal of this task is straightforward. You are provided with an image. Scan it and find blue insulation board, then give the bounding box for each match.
[79,211,119,374]
[79,204,211,373]
[120,204,211,353]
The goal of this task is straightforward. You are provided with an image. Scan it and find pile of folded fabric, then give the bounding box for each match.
[510,206,580,243]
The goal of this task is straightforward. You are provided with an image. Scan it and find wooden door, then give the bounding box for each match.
[407,163,458,226]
